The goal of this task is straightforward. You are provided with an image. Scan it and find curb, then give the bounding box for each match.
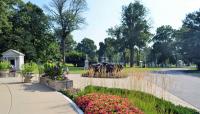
[57,92,83,114]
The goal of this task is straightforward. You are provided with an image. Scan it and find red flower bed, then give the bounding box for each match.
[75,93,144,114]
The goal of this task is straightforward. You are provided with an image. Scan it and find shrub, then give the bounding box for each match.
[0,61,10,70]
[43,61,66,80]
[22,62,38,75]
[75,93,144,114]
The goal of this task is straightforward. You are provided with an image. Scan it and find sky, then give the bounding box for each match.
[25,0,200,47]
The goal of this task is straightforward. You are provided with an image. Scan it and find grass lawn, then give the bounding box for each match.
[62,86,199,114]
[68,66,86,74]
[124,67,161,73]
[67,66,161,74]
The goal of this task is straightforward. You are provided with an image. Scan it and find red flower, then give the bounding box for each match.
[75,93,144,114]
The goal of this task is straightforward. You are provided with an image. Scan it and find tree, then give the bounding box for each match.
[0,0,22,52]
[107,26,127,65]
[104,37,116,62]
[97,42,106,62]
[55,29,77,52]
[65,51,85,67]
[65,34,77,52]
[47,0,87,62]
[122,1,150,67]
[151,25,176,66]
[76,38,97,61]
[0,0,22,33]
[0,2,53,62]
[178,10,200,70]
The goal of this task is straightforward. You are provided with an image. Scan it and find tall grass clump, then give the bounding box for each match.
[0,61,10,70]
[21,62,38,75]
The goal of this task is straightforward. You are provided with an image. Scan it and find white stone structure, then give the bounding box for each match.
[2,49,25,70]
[84,54,89,70]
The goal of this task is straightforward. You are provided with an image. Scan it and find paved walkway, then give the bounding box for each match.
[151,68,200,110]
[67,72,200,112]
[0,77,77,114]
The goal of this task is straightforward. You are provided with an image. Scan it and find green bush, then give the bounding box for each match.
[22,62,38,75]
[43,61,65,80]
[0,61,11,70]
[38,65,44,76]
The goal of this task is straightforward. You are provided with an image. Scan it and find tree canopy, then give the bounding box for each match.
[178,10,200,69]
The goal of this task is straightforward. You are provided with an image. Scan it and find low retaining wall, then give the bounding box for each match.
[0,70,9,77]
[40,77,73,91]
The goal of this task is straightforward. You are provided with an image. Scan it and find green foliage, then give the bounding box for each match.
[73,86,199,114]
[122,1,150,67]
[43,61,65,80]
[38,65,44,75]
[151,25,177,65]
[0,61,10,70]
[22,62,38,75]
[178,9,200,70]
[76,38,97,62]
[0,1,54,62]
[40,42,61,62]
[65,51,85,67]
[47,0,87,61]
[67,66,86,74]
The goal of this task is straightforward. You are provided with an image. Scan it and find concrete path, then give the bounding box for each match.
[151,68,200,110]
[67,73,200,112]
[0,77,77,114]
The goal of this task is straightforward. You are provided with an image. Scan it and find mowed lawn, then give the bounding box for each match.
[68,66,87,74]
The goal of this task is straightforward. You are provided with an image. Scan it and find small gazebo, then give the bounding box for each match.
[2,49,25,71]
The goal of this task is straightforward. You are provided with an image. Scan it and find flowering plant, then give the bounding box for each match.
[75,93,144,114]
[43,61,65,80]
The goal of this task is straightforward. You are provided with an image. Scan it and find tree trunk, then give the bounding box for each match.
[130,47,134,67]
[136,49,140,66]
[61,37,65,62]
[123,51,126,66]
[61,32,70,63]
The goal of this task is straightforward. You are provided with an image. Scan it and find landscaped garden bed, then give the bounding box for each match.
[61,86,199,114]
[40,76,73,91]
[76,93,143,114]
[39,61,73,90]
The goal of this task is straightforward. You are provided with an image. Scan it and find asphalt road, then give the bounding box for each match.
[151,68,200,110]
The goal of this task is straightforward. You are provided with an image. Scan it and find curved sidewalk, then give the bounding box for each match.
[0,77,78,114]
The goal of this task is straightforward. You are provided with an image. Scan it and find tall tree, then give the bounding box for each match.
[122,1,150,67]
[107,26,127,65]
[151,25,176,66]
[97,42,106,62]
[0,0,22,52]
[47,0,87,62]
[178,10,200,70]
[0,0,22,33]
[76,38,97,61]
[0,2,53,62]
[55,29,77,52]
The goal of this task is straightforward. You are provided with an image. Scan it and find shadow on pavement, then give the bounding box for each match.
[22,83,54,92]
